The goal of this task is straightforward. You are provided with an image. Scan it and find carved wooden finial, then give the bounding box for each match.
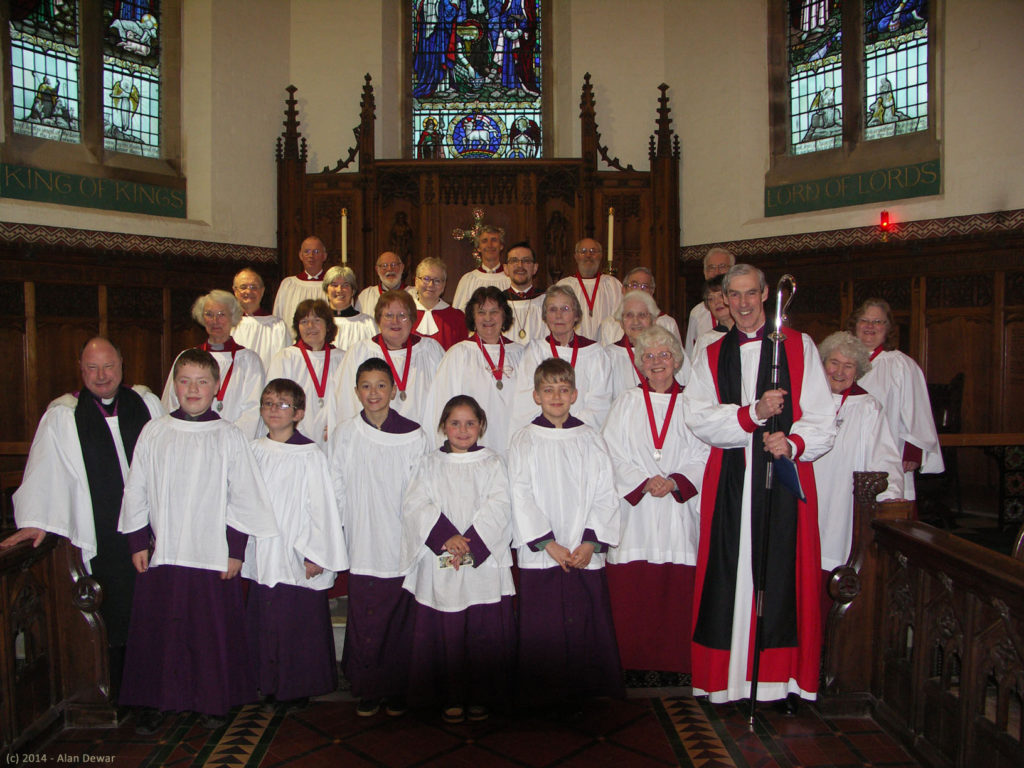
[279,85,303,162]
[359,74,376,167]
[580,72,595,119]
[655,83,673,158]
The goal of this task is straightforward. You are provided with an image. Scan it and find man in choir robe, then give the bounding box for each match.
[355,251,406,317]
[684,247,734,358]
[231,268,289,369]
[2,337,164,700]
[452,225,511,311]
[682,264,835,709]
[273,236,330,341]
[556,237,623,339]
[502,241,546,345]
[410,256,468,350]
[598,266,682,346]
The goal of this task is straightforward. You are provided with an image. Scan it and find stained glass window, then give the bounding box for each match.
[788,0,842,155]
[411,0,542,159]
[864,0,928,141]
[10,1,81,145]
[102,0,161,157]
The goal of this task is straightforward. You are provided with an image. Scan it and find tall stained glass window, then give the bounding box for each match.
[411,0,542,159]
[10,1,81,145]
[788,0,842,155]
[102,0,161,157]
[864,0,928,141]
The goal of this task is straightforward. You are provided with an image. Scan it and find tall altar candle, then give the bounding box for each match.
[341,208,348,264]
[607,207,614,266]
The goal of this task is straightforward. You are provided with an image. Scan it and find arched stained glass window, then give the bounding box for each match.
[788,0,842,155]
[864,0,928,141]
[10,0,82,145]
[103,0,161,157]
[411,0,542,160]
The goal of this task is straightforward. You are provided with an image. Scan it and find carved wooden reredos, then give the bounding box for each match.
[276,74,682,313]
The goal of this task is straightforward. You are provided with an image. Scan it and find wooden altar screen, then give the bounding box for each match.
[276,74,681,315]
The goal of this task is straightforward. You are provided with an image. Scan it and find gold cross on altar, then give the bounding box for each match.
[451,208,487,265]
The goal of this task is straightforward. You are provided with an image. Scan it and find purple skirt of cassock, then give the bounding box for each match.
[341,574,414,699]
[246,582,337,701]
[406,595,516,708]
[517,567,624,702]
[120,565,255,716]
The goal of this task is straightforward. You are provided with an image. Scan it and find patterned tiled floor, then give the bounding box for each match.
[30,695,921,767]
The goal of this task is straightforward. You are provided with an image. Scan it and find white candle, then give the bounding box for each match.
[341,208,348,264]
[607,207,614,265]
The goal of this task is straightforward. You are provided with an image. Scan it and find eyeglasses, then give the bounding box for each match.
[234,283,260,292]
[576,247,601,256]
[706,263,731,275]
[301,248,325,256]
[545,305,574,315]
[507,257,535,265]
[857,318,887,326]
[299,317,326,326]
[417,275,444,285]
[377,262,402,270]
[381,312,411,322]
[623,311,652,321]
[625,281,652,291]
[260,401,296,411]
[203,310,228,320]
[641,351,674,362]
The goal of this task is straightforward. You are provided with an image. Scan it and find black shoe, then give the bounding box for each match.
[356,698,381,717]
[134,707,166,735]
[200,713,228,729]
[775,693,800,716]
[282,697,309,714]
[384,697,407,717]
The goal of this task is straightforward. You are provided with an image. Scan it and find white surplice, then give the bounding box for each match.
[504,293,547,346]
[451,267,511,312]
[266,345,344,449]
[232,314,290,371]
[272,276,326,342]
[332,312,377,353]
[684,302,713,359]
[556,274,624,339]
[242,438,348,589]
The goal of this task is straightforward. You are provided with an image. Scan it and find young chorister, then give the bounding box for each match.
[400,396,516,724]
[508,358,624,708]
[242,379,348,711]
[118,349,278,733]
[329,357,430,717]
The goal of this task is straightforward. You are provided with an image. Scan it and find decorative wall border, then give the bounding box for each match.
[680,208,1024,262]
[0,222,278,264]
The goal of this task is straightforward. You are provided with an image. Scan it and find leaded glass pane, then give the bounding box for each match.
[788,0,842,155]
[10,1,81,144]
[411,0,542,159]
[102,0,161,158]
[864,0,928,141]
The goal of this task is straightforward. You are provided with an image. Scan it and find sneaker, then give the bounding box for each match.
[200,713,227,729]
[134,707,166,735]
[442,705,465,724]
[356,698,381,717]
[467,704,489,721]
[384,697,407,717]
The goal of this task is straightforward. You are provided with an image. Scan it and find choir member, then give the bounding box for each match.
[692,274,734,359]
[602,326,709,674]
[400,396,515,723]
[243,379,348,711]
[556,237,623,339]
[452,224,511,311]
[425,286,524,456]
[355,251,407,317]
[231,268,289,370]
[266,299,343,449]
[684,247,734,358]
[606,290,691,398]
[509,284,613,433]
[2,338,164,714]
[502,241,546,345]
[322,265,375,352]
[848,298,944,499]
[329,358,430,718]
[598,266,682,346]
[118,349,278,731]
[410,256,469,350]
[334,289,444,431]
[273,236,330,341]
[682,264,835,708]
[161,290,264,439]
[509,358,623,706]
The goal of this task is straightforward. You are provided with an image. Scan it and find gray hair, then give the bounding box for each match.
[192,289,242,326]
[612,290,659,324]
[233,268,265,289]
[623,266,656,291]
[722,263,766,293]
[323,265,359,293]
[703,247,735,269]
[415,256,448,279]
[633,325,686,376]
[818,331,872,380]
[542,284,582,325]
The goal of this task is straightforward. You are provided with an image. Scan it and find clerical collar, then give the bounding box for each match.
[170,407,220,422]
[333,306,359,317]
[84,390,119,417]
[298,270,324,281]
[506,285,540,300]
[739,325,766,344]
[441,440,484,453]
[532,414,584,429]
